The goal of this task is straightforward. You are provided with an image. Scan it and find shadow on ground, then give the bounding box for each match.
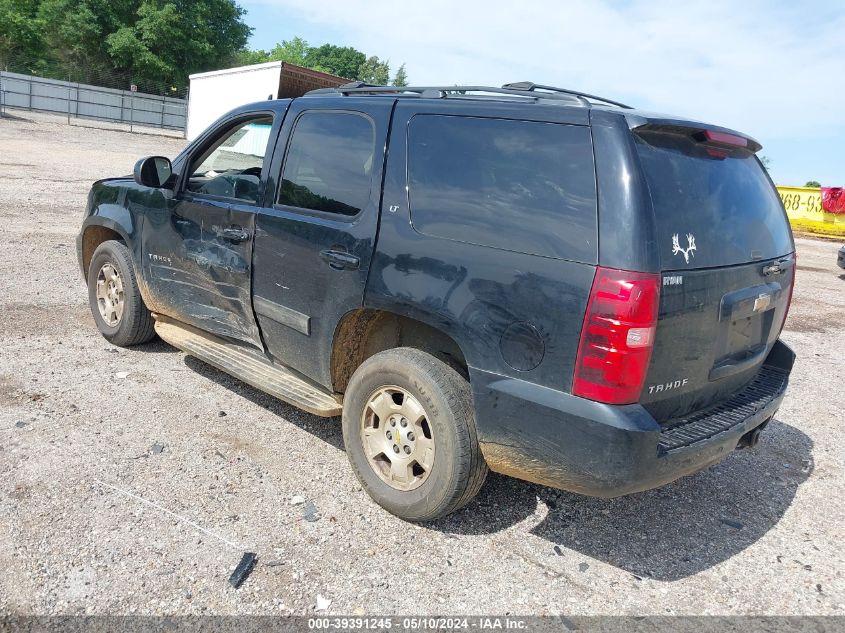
[175,344,812,582]
[439,419,813,581]
[182,354,344,451]
[0,111,30,121]
[123,338,180,354]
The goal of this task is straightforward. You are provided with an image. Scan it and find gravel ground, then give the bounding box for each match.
[0,109,843,617]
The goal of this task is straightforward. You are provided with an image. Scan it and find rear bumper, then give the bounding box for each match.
[472,340,794,497]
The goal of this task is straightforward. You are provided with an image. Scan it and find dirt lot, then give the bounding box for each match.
[0,110,843,616]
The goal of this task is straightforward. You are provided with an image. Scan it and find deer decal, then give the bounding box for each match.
[671,233,696,264]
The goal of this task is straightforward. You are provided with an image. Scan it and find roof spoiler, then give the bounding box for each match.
[632,121,762,153]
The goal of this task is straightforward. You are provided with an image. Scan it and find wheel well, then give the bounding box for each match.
[81,226,123,281]
[331,309,468,394]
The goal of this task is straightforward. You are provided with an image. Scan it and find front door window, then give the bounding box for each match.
[186,117,273,204]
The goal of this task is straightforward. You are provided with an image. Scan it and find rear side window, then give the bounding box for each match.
[407,115,597,262]
[278,111,376,216]
[635,131,793,269]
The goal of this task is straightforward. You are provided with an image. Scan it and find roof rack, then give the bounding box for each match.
[307,83,587,105]
[306,82,633,109]
[501,82,633,109]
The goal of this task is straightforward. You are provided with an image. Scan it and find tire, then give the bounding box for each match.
[87,240,156,347]
[342,347,488,521]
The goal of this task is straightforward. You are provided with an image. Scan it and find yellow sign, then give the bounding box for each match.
[776,185,845,237]
[776,186,824,219]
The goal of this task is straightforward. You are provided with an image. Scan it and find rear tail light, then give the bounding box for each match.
[572,267,661,404]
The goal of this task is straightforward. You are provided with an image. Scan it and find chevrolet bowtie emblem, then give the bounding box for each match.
[753,293,771,313]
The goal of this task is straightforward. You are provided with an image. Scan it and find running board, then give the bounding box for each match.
[154,316,342,417]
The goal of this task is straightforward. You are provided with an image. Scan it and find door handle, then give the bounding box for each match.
[221,226,250,243]
[320,249,360,270]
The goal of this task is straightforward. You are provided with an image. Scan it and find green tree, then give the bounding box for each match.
[1,3,410,94]
[357,55,389,85]
[238,39,412,85]
[392,63,408,87]
[36,0,251,89]
[234,48,269,66]
[37,0,135,79]
[304,43,365,79]
[760,155,772,171]
[109,0,251,87]
[805,180,821,188]
[268,36,309,65]
[0,0,44,66]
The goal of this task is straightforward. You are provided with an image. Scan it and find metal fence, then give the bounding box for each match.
[0,71,187,133]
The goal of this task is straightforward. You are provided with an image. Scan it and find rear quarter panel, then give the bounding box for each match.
[590,109,661,273]
[365,100,596,392]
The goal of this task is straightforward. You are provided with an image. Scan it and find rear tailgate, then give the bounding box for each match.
[632,125,795,422]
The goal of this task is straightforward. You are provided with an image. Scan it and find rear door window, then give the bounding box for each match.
[634,131,793,269]
[278,111,376,217]
[407,115,597,262]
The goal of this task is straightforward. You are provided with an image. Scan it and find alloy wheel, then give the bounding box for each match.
[360,386,436,491]
[95,262,125,326]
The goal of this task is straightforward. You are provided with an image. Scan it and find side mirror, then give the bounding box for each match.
[133,156,173,188]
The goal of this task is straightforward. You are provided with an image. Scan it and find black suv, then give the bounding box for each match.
[77,82,795,521]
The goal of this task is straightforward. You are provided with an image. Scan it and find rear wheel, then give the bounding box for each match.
[87,240,155,347]
[342,348,487,521]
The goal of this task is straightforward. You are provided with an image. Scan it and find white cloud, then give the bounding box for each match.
[252,0,845,142]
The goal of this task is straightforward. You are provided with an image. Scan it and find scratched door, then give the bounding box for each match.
[145,195,261,346]
[142,113,283,348]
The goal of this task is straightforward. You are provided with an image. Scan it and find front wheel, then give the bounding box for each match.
[87,240,155,347]
[342,348,488,521]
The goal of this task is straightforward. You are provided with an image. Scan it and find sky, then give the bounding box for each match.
[238,0,845,187]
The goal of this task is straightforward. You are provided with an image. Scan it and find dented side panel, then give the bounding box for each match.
[136,103,290,349]
[142,194,263,347]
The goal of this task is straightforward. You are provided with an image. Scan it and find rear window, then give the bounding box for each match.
[407,115,597,262]
[635,131,792,269]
